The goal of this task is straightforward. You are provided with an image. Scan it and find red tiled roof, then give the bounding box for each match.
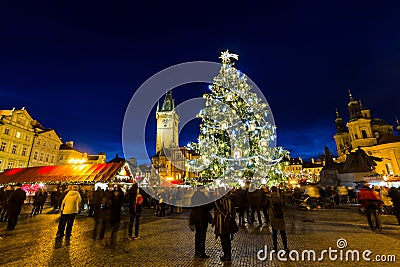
[0,163,125,184]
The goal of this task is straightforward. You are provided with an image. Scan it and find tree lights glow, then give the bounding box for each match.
[189,50,287,185]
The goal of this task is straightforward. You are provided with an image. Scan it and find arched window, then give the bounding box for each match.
[362,130,367,138]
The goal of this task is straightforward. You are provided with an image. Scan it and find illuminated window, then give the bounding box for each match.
[7,162,13,169]
[16,131,21,138]
[4,128,10,135]
[22,147,27,156]
[12,145,17,154]
[386,163,394,175]
[25,134,30,141]
[34,151,38,160]
[0,142,6,152]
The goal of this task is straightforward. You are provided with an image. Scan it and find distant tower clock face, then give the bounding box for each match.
[162,118,169,127]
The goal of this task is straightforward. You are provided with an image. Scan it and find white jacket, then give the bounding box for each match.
[61,190,82,214]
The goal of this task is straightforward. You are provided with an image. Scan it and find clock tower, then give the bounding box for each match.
[156,91,180,153]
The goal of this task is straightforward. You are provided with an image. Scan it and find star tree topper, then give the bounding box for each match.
[219,49,239,64]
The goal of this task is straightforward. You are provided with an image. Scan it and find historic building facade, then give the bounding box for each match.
[333,91,400,176]
[28,125,62,167]
[57,141,87,165]
[152,91,199,183]
[0,108,35,171]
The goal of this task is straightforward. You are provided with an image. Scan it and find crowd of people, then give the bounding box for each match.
[1,180,400,262]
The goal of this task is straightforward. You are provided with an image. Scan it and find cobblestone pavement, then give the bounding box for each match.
[0,204,400,267]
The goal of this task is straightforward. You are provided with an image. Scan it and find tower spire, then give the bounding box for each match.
[348,89,354,101]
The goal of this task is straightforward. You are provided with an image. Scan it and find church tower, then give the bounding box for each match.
[333,109,350,161]
[156,91,180,153]
[346,90,377,148]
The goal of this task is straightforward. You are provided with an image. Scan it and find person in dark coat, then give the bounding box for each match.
[267,186,288,252]
[0,187,6,221]
[127,183,143,240]
[234,186,248,226]
[213,189,237,262]
[388,187,400,225]
[1,186,14,222]
[98,186,124,247]
[247,184,263,226]
[260,185,270,224]
[6,183,26,231]
[30,188,45,216]
[189,187,213,258]
[91,187,104,238]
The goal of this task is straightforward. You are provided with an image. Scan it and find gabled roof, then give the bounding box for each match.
[0,163,126,184]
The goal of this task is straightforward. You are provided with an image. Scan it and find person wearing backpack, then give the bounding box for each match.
[267,186,288,252]
[127,182,143,240]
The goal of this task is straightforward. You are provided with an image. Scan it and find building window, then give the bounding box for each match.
[51,155,54,163]
[386,163,394,175]
[0,159,2,169]
[43,141,46,147]
[22,147,27,156]
[7,162,13,169]
[19,162,24,168]
[40,153,43,161]
[37,139,41,145]
[4,128,10,135]
[34,151,38,160]
[12,145,17,154]
[45,154,49,162]
[0,142,6,152]
[59,155,63,160]
[16,131,21,138]
[25,134,30,141]
[361,130,367,138]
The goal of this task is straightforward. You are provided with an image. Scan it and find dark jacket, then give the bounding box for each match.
[8,188,26,206]
[213,194,237,236]
[189,189,213,225]
[7,188,26,215]
[388,188,400,206]
[248,188,262,209]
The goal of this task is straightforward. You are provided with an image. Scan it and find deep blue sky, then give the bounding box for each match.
[1,1,400,164]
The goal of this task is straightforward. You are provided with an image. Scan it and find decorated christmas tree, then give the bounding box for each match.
[189,50,287,185]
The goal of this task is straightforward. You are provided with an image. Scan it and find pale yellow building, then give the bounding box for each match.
[0,108,35,171]
[333,91,400,176]
[29,127,62,167]
[87,153,106,164]
[57,141,88,165]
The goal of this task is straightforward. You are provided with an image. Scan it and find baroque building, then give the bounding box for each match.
[28,120,62,167]
[333,91,400,176]
[0,108,35,171]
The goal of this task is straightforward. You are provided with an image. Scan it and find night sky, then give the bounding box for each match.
[1,1,400,164]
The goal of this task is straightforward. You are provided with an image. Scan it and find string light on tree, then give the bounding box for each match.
[189,50,287,185]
